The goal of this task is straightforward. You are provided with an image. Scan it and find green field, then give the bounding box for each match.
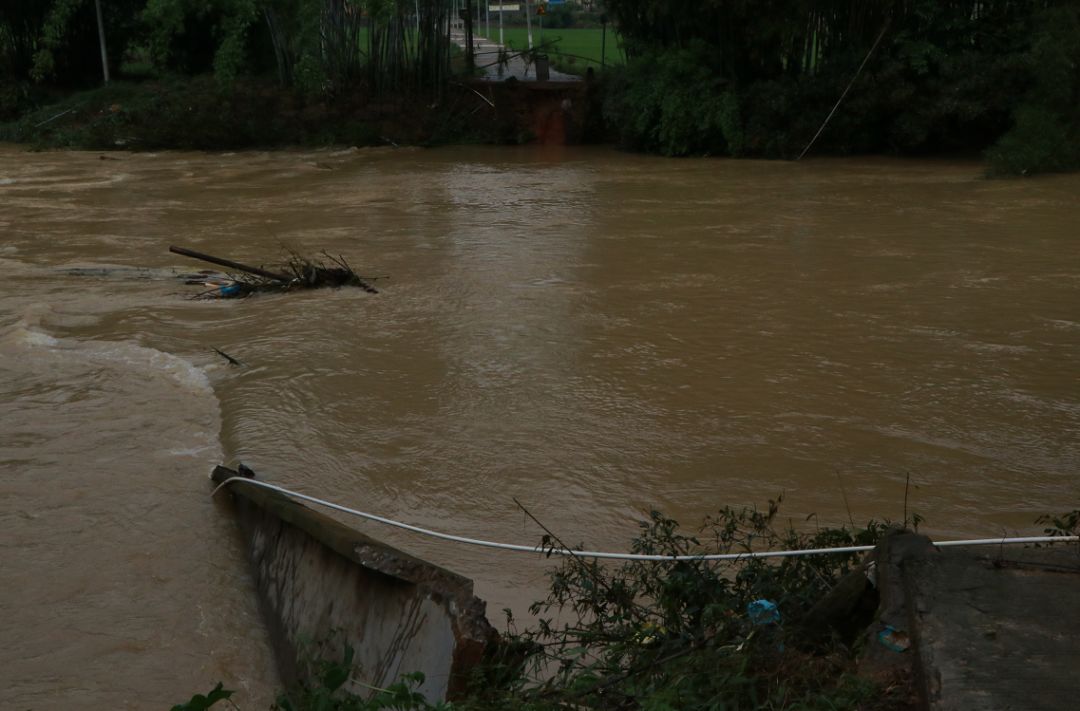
[475,27,625,74]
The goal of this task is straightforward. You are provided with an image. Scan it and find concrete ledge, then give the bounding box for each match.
[861,532,1080,710]
[211,466,497,702]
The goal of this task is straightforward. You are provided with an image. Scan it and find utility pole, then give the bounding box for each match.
[94,0,110,83]
[601,12,607,69]
[464,0,474,70]
[525,0,533,49]
[498,2,503,45]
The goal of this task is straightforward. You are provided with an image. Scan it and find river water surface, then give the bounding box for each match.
[1,145,1077,709]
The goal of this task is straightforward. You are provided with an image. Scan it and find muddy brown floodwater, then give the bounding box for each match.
[1,144,1077,709]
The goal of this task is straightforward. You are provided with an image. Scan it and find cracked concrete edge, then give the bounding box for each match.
[211,465,498,699]
[212,465,479,599]
[856,533,1080,709]
[858,530,936,709]
[903,544,1080,711]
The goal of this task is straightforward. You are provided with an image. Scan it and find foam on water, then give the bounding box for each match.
[16,328,60,348]
[76,338,215,394]
[3,310,221,465]
[9,312,213,395]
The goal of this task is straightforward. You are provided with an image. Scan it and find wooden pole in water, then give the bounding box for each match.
[169,246,293,282]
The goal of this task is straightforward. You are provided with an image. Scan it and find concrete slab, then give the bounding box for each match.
[863,534,1080,710]
[908,546,1080,710]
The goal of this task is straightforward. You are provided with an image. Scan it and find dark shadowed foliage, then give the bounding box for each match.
[600,0,1080,172]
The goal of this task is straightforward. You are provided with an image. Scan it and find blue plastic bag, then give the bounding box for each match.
[747,599,781,626]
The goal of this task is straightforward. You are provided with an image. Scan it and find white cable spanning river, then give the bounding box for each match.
[1,145,1078,709]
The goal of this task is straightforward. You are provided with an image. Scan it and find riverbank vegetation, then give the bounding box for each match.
[0,75,510,150]
[0,0,510,149]
[3,1,1078,174]
[601,0,1080,175]
[456,502,903,710]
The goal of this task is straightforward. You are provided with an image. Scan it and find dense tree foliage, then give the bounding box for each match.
[2,0,1077,173]
[1,0,144,85]
[602,0,1080,173]
[0,0,454,94]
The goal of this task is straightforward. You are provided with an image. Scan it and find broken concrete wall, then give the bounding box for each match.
[211,466,496,702]
[473,79,595,145]
[860,532,1080,710]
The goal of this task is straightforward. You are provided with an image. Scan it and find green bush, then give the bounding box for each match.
[464,500,895,710]
[274,644,452,711]
[603,42,743,157]
[596,0,1080,172]
[985,107,1080,176]
[0,78,292,149]
[987,4,1080,175]
[0,81,44,122]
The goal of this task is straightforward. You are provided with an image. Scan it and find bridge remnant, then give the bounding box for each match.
[211,465,496,703]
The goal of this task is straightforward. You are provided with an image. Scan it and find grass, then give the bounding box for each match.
[474,27,625,74]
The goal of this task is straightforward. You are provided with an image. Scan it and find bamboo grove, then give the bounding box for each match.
[605,0,1076,83]
[0,0,460,96]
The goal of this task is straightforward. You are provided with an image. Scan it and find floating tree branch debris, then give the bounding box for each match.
[169,245,381,298]
[212,348,244,367]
